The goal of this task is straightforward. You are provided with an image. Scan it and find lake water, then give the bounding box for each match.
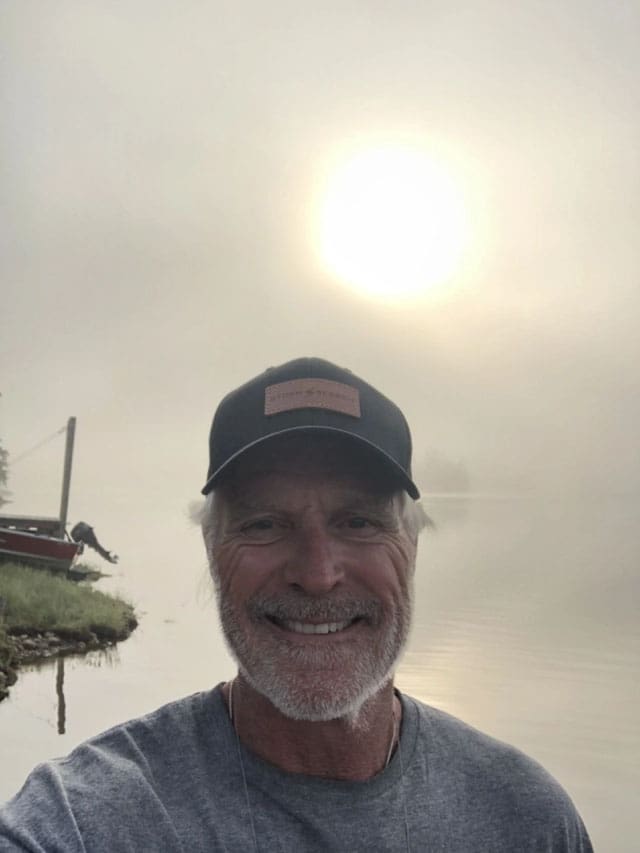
[1,496,638,852]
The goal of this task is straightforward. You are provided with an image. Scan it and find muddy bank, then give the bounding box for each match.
[0,619,137,702]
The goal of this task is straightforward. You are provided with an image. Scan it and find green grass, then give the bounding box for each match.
[0,561,136,640]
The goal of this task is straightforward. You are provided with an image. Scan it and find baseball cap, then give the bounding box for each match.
[201,357,419,499]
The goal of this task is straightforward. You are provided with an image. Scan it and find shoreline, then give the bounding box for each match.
[0,560,138,701]
[0,619,138,701]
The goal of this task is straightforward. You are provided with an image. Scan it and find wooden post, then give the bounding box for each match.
[58,417,76,538]
[56,657,66,734]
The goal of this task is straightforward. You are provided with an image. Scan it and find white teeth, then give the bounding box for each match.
[284,620,351,635]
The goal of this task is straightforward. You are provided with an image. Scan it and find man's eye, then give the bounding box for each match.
[347,517,370,528]
[239,518,284,541]
[242,519,274,531]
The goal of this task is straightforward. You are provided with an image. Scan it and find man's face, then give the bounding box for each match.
[209,437,416,721]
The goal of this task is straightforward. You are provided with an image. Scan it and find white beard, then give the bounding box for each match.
[215,585,412,721]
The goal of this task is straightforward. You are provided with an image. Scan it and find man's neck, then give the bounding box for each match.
[223,675,401,781]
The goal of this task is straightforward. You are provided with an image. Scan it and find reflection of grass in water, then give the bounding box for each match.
[83,645,121,668]
[0,561,135,639]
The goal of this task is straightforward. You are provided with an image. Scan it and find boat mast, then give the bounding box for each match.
[58,417,76,538]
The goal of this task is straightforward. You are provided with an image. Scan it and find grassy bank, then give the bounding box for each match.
[0,561,137,699]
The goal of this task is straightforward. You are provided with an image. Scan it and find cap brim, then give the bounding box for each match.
[201,425,420,499]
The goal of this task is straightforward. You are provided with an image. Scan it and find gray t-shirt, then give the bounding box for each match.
[0,686,592,851]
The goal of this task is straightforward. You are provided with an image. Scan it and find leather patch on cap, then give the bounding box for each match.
[265,379,361,417]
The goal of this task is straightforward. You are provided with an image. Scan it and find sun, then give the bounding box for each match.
[315,146,469,299]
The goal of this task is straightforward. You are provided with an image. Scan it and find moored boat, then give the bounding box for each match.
[0,418,118,577]
[0,515,81,574]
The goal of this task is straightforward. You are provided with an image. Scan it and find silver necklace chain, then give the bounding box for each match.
[228,679,260,852]
[227,679,411,851]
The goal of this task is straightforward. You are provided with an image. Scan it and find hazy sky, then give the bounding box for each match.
[2,1,639,536]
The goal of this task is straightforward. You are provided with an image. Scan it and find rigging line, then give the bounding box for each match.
[10,425,67,466]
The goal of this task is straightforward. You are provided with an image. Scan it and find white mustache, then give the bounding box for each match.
[248,593,382,625]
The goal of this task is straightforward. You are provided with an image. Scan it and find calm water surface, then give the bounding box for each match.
[1,496,638,852]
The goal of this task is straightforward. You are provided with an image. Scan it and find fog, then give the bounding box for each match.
[1,6,639,847]
[3,2,638,526]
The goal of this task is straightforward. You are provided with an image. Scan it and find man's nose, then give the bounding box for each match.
[283,524,345,594]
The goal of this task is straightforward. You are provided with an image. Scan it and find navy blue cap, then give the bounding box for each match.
[202,357,419,499]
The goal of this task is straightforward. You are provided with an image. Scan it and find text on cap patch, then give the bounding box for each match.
[264,379,361,418]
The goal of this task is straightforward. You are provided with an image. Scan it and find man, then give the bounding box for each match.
[0,357,592,851]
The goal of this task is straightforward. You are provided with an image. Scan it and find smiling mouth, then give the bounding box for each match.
[267,616,362,635]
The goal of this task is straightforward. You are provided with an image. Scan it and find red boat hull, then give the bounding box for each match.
[0,527,81,573]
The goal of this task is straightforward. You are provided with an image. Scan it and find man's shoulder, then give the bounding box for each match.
[406,696,584,819]
[64,686,222,776]
[409,695,549,768]
[6,687,224,803]
[400,696,592,850]
[0,687,230,851]
[89,686,217,741]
